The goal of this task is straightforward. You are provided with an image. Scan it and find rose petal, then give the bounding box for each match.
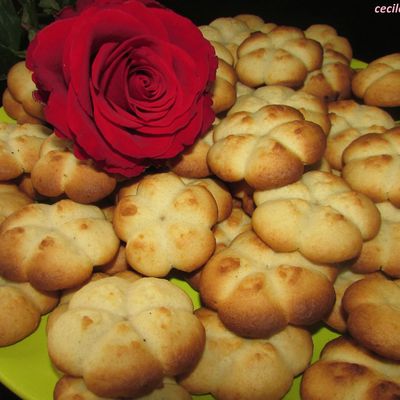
[26,18,72,94]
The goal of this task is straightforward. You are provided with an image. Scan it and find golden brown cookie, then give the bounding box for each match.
[342,127,400,207]
[113,172,218,277]
[252,171,381,264]
[211,58,238,114]
[324,269,384,333]
[199,15,276,65]
[349,202,400,277]
[343,275,400,360]
[301,24,353,101]
[47,276,205,398]
[207,104,326,190]
[301,336,400,400]
[352,53,400,107]
[228,85,331,134]
[213,205,252,252]
[167,118,217,179]
[199,230,336,337]
[180,307,313,400]
[0,183,33,224]
[187,205,252,291]
[2,61,44,124]
[236,26,323,88]
[0,276,58,346]
[325,99,395,171]
[0,121,51,181]
[181,177,233,223]
[54,376,192,400]
[0,199,120,291]
[30,134,117,204]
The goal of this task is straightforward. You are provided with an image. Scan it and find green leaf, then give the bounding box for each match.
[18,0,39,32]
[39,0,62,14]
[0,0,23,50]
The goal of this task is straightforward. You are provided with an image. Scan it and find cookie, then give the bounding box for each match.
[180,307,313,400]
[54,376,192,400]
[252,171,381,264]
[228,85,331,134]
[352,53,400,107]
[325,99,395,171]
[199,15,276,65]
[349,202,400,277]
[113,172,218,277]
[0,199,120,291]
[324,269,383,333]
[0,183,33,224]
[301,24,353,101]
[30,134,117,204]
[0,276,58,346]
[47,276,205,398]
[0,121,51,181]
[343,275,400,360]
[342,127,400,207]
[199,230,336,337]
[236,26,323,88]
[167,118,217,179]
[2,61,44,124]
[301,336,400,400]
[207,104,326,190]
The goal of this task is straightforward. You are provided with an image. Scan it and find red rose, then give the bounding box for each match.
[26,0,217,176]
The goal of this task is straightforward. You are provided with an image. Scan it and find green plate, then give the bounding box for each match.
[1,56,356,400]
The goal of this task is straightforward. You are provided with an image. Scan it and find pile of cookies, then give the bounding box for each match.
[1,13,400,400]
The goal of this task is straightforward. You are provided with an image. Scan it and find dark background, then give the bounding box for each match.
[0,1,398,399]
[160,0,399,62]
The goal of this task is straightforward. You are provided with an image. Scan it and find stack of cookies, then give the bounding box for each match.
[1,13,400,400]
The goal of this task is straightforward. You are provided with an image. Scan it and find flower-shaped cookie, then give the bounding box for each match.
[207,104,326,190]
[352,53,400,107]
[181,177,233,223]
[301,24,353,101]
[342,128,400,207]
[0,276,58,346]
[349,202,400,277]
[199,15,276,65]
[0,183,32,224]
[198,19,238,115]
[117,174,230,223]
[0,199,120,291]
[199,230,337,337]
[167,118,217,179]
[252,171,381,264]
[2,61,44,124]
[228,85,331,134]
[47,276,205,398]
[236,26,323,88]
[301,336,400,400]
[325,100,395,170]
[114,172,218,277]
[324,269,383,333]
[211,58,238,114]
[188,205,252,290]
[180,307,313,400]
[343,275,400,360]
[0,121,51,181]
[54,376,192,400]
[30,134,117,204]
[213,205,252,252]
